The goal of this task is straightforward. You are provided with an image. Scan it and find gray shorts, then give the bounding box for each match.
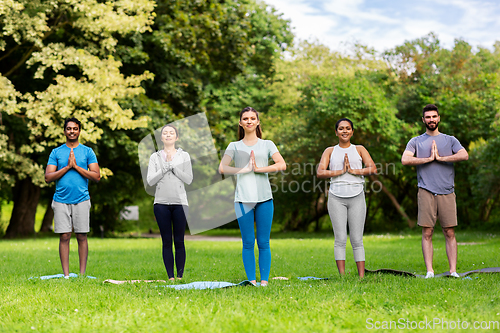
[52,199,91,233]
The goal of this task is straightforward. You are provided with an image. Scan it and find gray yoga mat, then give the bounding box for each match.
[365,267,500,278]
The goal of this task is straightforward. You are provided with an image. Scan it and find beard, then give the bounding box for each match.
[425,121,439,131]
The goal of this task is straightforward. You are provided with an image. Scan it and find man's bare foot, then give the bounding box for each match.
[169,277,175,281]
[260,280,268,287]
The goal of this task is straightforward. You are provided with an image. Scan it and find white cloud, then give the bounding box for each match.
[264,0,500,52]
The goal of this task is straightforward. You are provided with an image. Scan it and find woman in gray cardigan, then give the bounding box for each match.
[147,125,193,280]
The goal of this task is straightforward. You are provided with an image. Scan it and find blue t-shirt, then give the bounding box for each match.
[47,144,98,204]
[405,133,464,195]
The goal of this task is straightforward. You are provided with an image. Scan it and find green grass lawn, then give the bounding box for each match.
[1,232,499,332]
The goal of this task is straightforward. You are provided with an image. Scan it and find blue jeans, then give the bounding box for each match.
[235,199,274,281]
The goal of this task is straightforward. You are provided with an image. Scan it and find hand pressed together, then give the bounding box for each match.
[68,148,77,168]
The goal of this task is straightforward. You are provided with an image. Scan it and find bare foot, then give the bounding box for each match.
[169,277,175,282]
[260,280,268,287]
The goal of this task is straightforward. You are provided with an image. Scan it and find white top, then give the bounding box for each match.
[146,148,193,206]
[224,139,279,203]
[329,144,364,198]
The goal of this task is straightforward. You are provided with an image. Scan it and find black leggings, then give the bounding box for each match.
[153,204,188,278]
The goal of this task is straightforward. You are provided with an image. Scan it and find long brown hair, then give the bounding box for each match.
[238,107,262,140]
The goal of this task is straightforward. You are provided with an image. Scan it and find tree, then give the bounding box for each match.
[0,0,156,237]
[117,0,294,117]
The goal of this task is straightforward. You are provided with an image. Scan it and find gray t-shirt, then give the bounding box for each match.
[224,139,279,203]
[405,133,464,195]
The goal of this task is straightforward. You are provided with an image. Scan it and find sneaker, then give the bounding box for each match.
[64,276,70,279]
[425,272,434,279]
[450,272,460,278]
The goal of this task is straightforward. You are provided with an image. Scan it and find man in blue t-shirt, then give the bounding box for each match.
[45,118,100,278]
[402,104,468,278]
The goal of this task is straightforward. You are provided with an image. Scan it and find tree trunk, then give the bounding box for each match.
[40,204,54,232]
[4,177,41,238]
[369,175,416,228]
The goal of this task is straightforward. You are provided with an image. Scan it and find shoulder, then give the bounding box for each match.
[445,134,463,147]
[178,149,191,159]
[323,146,335,154]
[52,144,67,153]
[79,144,95,153]
[261,139,277,147]
[439,133,459,141]
[415,133,428,140]
[321,146,335,160]
[261,139,279,152]
[354,144,368,153]
[407,134,426,144]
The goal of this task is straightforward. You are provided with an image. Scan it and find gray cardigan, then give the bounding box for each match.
[146,149,193,206]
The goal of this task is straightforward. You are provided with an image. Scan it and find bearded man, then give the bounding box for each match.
[402,104,469,278]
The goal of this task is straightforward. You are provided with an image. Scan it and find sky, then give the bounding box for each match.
[263,0,500,52]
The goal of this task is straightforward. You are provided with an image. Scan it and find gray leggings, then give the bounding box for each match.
[327,192,366,262]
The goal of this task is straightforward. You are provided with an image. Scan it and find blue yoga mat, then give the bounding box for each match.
[297,276,329,281]
[159,280,257,290]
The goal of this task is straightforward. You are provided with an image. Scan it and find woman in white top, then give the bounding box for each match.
[317,118,377,278]
[147,125,193,281]
[219,107,286,286]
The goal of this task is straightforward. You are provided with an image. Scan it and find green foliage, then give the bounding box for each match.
[118,0,293,116]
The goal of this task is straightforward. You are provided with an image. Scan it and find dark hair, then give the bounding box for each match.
[238,107,262,140]
[423,104,439,116]
[335,118,354,131]
[161,124,179,138]
[64,117,81,130]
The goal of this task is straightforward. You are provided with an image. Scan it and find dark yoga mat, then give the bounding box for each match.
[365,267,500,278]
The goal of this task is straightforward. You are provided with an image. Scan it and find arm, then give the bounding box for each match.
[172,154,193,185]
[347,146,377,176]
[253,151,287,173]
[316,147,345,179]
[45,164,71,183]
[436,147,469,163]
[401,150,433,166]
[218,154,253,175]
[74,163,101,183]
[147,154,164,186]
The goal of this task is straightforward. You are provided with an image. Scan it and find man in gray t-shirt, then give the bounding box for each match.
[402,104,468,278]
